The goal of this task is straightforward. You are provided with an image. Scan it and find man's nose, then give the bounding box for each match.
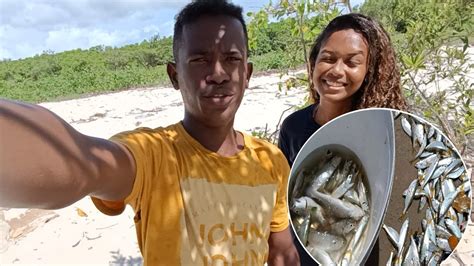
[206,60,230,84]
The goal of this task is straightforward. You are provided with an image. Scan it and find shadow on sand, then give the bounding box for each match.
[109,249,142,266]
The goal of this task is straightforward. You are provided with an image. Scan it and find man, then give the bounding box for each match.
[0,0,299,265]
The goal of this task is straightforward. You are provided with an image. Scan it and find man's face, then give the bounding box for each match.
[168,15,252,128]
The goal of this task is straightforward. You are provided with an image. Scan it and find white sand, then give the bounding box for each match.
[0,69,472,265]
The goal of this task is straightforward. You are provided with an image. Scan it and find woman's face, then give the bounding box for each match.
[313,29,369,106]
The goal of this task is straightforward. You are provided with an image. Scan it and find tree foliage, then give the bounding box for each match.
[0,36,173,102]
[360,0,474,155]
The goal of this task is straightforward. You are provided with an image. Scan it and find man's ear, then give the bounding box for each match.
[245,62,253,88]
[167,62,179,90]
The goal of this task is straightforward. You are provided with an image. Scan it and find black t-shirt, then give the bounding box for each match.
[278,104,321,167]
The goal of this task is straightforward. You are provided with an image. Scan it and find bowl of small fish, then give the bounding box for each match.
[288,109,396,265]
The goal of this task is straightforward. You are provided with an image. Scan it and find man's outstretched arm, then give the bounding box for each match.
[268,227,300,266]
[0,99,136,209]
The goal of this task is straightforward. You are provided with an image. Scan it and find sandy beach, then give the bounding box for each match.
[0,70,472,265]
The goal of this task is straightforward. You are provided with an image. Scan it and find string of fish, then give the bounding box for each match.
[382,113,471,265]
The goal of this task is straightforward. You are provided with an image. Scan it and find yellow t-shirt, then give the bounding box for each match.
[91,122,290,265]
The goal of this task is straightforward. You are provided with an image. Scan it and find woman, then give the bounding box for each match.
[279,13,407,167]
[279,13,407,265]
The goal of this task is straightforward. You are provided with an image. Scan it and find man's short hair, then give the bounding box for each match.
[172,0,249,61]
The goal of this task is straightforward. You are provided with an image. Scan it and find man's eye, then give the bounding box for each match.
[190,58,206,63]
[228,56,242,62]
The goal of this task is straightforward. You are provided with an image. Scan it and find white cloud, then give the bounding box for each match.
[0,0,190,59]
[0,0,272,60]
[0,0,188,29]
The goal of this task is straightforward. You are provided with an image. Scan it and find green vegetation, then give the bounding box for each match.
[359,0,474,154]
[0,36,172,102]
[1,0,472,153]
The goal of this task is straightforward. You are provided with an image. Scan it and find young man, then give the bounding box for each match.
[0,1,299,265]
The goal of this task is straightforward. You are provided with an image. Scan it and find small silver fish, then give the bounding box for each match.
[418,195,428,212]
[307,190,364,220]
[307,246,337,266]
[401,116,412,136]
[397,218,409,258]
[439,190,459,219]
[446,166,464,179]
[352,215,369,247]
[291,196,319,214]
[358,181,369,212]
[430,165,447,182]
[420,223,436,264]
[419,151,434,158]
[458,212,465,226]
[435,224,452,239]
[425,141,448,152]
[331,172,355,199]
[307,156,342,193]
[458,179,471,193]
[435,131,443,142]
[443,159,462,175]
[297,211,311,245]
[421,219,427,231]
[425,207,435,225]
[415,154,438,170]
[403,179,417,215]
[436,237,452,252]
[445,219,462,239]
[383,224,400,249]
[441,179,455,199]
[426,252,441,266]
[340,239,355,266]
[414,188,428,199]
[326,160,353,192]
[412,121,424,149]
[414,128,427,159]
[402,236,420,266]
[427,126,435,139]
[343,189,360,206]
[340,215,369,266]
[291,169,306,199]
[421,156,439,187]
[309,205,327,226]
[438,157,453,166]
[307,230,346,253]
[329,219,357,236]
[431,199,440,218]
[447,207,458,223]
[386,251,393,266]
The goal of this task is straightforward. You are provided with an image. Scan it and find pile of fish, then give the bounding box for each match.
[289,150,370,265]
[382,113,471,265]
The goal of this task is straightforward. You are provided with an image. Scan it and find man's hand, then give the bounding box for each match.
[268,227,300,266]
[0,99,136,209]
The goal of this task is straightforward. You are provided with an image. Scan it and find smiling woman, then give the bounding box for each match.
[278,13,407,266]
[279,12,406,167]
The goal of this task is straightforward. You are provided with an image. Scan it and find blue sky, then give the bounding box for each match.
[0,0,364,60]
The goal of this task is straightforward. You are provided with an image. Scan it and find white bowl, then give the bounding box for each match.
[289,108,396,265]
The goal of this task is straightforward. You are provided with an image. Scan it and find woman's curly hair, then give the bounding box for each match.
[308,13,407,110]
